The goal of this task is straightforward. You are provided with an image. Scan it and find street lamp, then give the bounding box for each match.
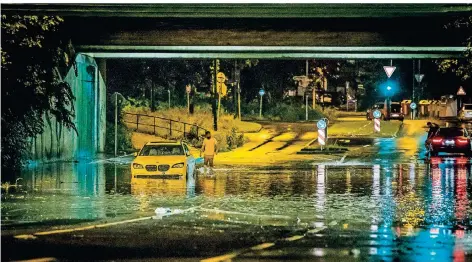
[167,89,171,108]
[259,89,265,118]
[113,92,125,157]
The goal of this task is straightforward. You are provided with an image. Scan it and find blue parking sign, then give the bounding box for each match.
[373,110,382,119]
[317,119,327,130]
[410,102,417,110]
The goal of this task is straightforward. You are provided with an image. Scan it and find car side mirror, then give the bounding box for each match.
[133,152,138,157]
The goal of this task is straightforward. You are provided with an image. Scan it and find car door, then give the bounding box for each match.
[183,144,195,176]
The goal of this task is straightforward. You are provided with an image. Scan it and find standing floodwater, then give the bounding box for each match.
[2,158,471,261]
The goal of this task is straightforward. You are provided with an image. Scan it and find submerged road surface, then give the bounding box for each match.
[2,132,472,261]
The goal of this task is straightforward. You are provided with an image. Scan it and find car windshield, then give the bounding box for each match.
[437,128,464,137]
[464,105,472,110]
[391,104,401,113]
[139,145,184,156]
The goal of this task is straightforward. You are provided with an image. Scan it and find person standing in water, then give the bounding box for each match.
[201,131,218,169]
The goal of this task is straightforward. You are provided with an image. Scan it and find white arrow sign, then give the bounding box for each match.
[415,74,424,83]
[383,66,396,78]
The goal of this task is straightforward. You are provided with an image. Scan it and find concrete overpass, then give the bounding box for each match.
[3,4,471,59]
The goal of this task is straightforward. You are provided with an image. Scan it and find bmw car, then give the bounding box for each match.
[426,127,472,156]
[131,141,196,179]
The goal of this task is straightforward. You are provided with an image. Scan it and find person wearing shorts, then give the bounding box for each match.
[201,131,218,167]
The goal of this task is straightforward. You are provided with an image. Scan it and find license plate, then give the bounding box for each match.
[445,140,455,145]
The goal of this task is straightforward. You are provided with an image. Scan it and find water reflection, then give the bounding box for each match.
[1,160,471,259]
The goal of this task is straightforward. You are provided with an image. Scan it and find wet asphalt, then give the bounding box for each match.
[2,133,472,261]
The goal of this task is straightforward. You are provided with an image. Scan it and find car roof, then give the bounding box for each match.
[438,127,465,132]
[145,141,182,146]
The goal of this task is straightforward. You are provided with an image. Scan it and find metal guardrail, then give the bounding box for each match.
[123,112,209,140]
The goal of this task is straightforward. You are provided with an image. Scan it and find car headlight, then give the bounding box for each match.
[133,163,144,169]
[172,162,184,168]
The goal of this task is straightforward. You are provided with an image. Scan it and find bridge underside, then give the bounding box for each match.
[4,4,470,59]
[78,46,466,59]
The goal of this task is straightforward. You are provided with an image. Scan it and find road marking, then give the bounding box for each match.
[32,216,154,236]
[13,206,202,239]
[284,235,304,241]
[250,242,275,250]
[202,226,327,262]
[199,208,292,219]
[201,251,242,262]
[14,216,153,239]
[12,257,57,262]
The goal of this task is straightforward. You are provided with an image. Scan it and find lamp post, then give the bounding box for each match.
[386,86,392,120]
[167,89,171,108]
[259,89,265,118]
[305,93,309,121]
[114,92,124,157]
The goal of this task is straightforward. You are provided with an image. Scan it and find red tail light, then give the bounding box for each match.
[456,138,469,144]
[432,137,443,144]
[456,157,469,165]
[430,157,441,165]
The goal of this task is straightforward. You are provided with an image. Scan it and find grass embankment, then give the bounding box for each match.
[124,106,262,152]
[328,120,402,138]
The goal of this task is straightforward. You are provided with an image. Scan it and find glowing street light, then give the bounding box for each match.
[387,86,392,91]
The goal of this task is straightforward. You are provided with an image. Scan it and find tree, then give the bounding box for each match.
[1,15,76,171]
[438,16,472,81]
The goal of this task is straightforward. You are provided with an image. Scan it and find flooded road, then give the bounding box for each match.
[2,137,472,261]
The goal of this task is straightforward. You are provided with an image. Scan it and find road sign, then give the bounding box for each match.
[318,129,326,146]
[414,74,424,83]
[317,119,327,130]
[373,109,382,119]
[457,86,466,96]
[216,72,226,83]
[259,89,265,96]
[374,118,381,133]
[383,66,396,78]
[186,84,191,93]
[410,102,417,110]
[217,82,227,96]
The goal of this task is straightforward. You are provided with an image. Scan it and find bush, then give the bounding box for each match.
[227,128,245,150]
[104,121,133,154]
[316,106,339,122]
[265,102,326,122]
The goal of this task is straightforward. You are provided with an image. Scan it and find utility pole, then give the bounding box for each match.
[419,60,422,101]
[306,60,309,76]
[305,94,309,121]
[150,79,155,112]
[238,82,241,120]
[212,59,219,131]
[114,92,118,157]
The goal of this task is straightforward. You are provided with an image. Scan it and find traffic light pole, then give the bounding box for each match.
[212,59,219,131]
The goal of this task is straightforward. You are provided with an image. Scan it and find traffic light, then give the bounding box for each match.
[380,79,398,97]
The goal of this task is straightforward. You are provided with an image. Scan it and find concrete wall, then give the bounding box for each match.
[30,54,106,162]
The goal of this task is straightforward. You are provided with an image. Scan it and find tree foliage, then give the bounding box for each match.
[438,16,472,81]
[1,15,76,171]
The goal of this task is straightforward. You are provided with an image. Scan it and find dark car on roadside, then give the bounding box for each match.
[366,102,384,120]
[389,102,404,121]
[425,127,472,156]
[366,102,404,121]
